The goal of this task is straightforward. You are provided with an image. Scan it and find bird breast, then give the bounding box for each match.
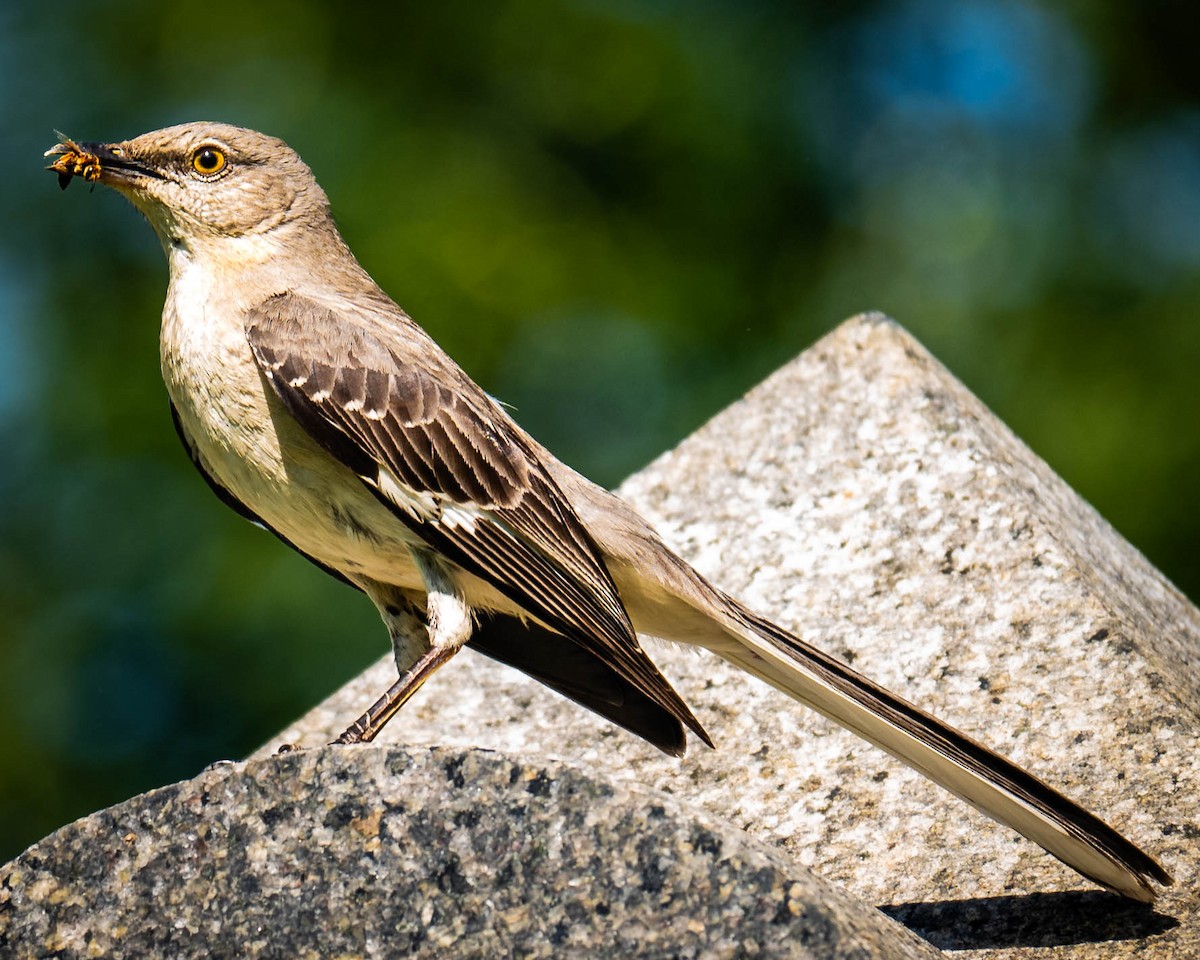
[157,255,426,591]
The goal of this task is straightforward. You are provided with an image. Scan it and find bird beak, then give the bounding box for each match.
[45,132,163,191]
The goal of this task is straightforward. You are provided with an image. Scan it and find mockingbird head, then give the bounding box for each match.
[48,122,332,257]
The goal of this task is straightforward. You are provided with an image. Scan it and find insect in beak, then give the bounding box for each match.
[45,132,103,191]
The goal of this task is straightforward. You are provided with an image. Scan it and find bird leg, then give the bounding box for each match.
[333,644,459,744]
[334,552,473,745]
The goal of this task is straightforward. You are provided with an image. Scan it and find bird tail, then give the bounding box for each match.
[710,599,1171,901]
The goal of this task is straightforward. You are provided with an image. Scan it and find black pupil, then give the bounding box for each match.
[197,149,219,170]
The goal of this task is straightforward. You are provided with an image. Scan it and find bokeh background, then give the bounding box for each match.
[1,1,1197,862]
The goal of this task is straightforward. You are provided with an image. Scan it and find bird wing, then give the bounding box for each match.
[173,400,689,755]
[244,291,710,746]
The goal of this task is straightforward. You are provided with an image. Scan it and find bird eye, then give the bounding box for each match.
[191,146,227,176]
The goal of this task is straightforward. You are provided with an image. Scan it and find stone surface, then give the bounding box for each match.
[0,745,939,959]
[258,315,1198,957]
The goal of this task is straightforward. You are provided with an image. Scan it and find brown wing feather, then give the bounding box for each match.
[245,291,710,746]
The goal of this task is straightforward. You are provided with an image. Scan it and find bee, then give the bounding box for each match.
[44,132,102,191]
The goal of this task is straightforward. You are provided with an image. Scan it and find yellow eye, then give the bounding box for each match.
[191,146,227,176]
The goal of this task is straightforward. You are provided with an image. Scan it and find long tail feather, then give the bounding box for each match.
[717,602,1172,901]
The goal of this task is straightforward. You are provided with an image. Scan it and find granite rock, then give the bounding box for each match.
[0,745,939,959]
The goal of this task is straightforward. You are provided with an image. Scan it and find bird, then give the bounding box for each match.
[45,122,1171,901]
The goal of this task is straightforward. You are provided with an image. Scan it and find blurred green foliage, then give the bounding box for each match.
[1,0,1197,861]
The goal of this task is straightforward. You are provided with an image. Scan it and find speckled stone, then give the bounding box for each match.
[0,746,939,959]
[258,315,1198,957]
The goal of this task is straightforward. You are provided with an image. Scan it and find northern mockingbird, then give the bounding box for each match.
[47,123,1170,901]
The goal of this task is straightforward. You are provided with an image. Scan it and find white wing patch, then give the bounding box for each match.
[440,503,482,533]
[375,464,482,534]
[377,465,440,519]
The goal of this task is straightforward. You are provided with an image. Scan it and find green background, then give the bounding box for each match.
[2,1,1197,862]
